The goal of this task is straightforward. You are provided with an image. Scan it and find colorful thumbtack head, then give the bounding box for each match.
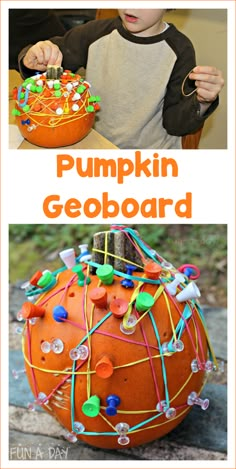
[72,264,91,286]
[135,292,155,312]
[121,265,136,288]
[144,261,162,280]
[176,282,201,302]
[82,395,100,417]
[29,270,43,286]
[105,394,121,416]
[21,302,45,320]
[95,355,114,379]
[78,244,92,262]
[59,248,76,269]
[96,264,114,285]
[53,305,68,323]
[110,298,129,318]
[165,273,185,296]
[89,287,107,309]
[178,264,200,280]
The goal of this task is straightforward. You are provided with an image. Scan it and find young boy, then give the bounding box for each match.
[18,9,224,149]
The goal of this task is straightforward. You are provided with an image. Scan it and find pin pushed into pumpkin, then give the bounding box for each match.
[46,65,64,79]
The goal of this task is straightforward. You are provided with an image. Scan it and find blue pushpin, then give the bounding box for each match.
[184,267,194,277]
[21,119,30,125]
[105,394,121,416]
[121,265,136,288]
[53,305,68,323]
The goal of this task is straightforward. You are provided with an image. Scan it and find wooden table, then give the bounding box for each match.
[9,70,118,150]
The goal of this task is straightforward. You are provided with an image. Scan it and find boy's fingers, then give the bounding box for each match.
[23,41,62,69]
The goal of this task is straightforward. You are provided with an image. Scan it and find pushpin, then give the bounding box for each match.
[72,264,91,286]
[165,273,186,296]
[165,407,177,419]
[69,345,89,361]
[73,422,85,433]
[51,338,64,354]
[89,287,107,309]
[78,244,92,262]
[204,360,214,372]
[64,432,77,443]
[156,400,168,412]
[59,248,76,269]
[120,314,137,335]
[161,261,174,270]
[187,391,209,410]
[178,264,200,280]
[53,305,68,323]
[82,395,100,417]
[30,270,43,286]
[37,271,56,289]
[144,261,162,280]
[105,394,121,416]
[21,302,45,319]
[110,298,129,318]
[41,341,51,353]
[21,119,30,125]
[191,358,201,373]
[162,340,184,354]
[121,265,136,288]
[27,392,48,411]
[12,369,26,380]
[115,422,130,446]
[135,292,155,312]
[95,355,114,378]
[46,65,64,79]
[96,264,114,285]
[176,282,201,302]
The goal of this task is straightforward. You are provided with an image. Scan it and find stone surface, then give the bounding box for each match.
[203,306,227,360]
[9,429,227,461]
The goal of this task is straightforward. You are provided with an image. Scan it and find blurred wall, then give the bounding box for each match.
[165,9,227,149]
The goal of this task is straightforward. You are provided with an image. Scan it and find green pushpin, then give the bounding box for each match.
[88,96,101,103]
[22,105,30,113]
[86,105,95,113]
[82,395,100,417]
[36,86,43,93]
[12,109,21,116]
[135,292,155,312]
[38,271,53,288]
[54,83,61,90]
[54,90,62,97]
[72,264,91,287]
[77,85,86,94]
[20,92,25,99]
[96,264,114,285]
[31,85,37,93]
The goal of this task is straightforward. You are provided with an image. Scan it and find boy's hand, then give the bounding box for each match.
[189,66,224,103]
[23,40,63,71]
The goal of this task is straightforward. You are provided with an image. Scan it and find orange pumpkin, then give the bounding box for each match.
[18,232,215,449]
[12,71,100,148]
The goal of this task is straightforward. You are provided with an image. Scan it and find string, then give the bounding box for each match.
[181,68,197,97]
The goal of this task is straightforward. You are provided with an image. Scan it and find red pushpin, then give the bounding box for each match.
[89,287,107,309]
[110,298,128,318]
[144,261,162,280]
[95,355,114,379]
[30,270,43,287]
[21,302,45,319]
